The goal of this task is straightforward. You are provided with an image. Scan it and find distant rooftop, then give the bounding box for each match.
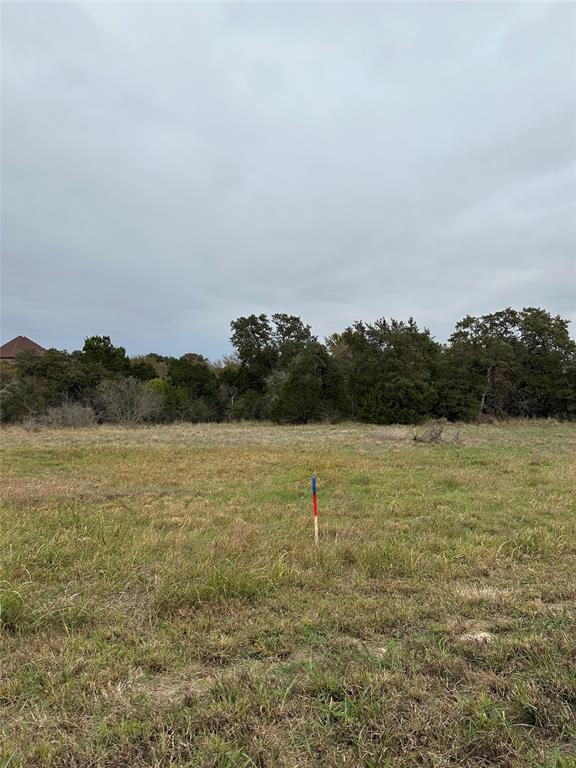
[0,335,47,360]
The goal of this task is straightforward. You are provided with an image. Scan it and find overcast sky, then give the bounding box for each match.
[2,1,575,358]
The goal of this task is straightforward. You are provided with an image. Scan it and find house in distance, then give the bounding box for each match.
[0,335,47,363]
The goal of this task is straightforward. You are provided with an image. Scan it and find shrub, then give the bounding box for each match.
[232,390,265,420]
[95,377,164,424]
[413,425,445,443]
[43,403,96,427]
[413,423,462,444]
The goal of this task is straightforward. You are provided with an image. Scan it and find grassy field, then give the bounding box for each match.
[1,421,575,768]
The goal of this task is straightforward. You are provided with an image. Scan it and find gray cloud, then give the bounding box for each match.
[2,1,575,357]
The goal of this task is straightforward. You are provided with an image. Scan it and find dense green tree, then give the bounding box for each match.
[271,313,315,367]
[269,342,348,423]
[444,309,522,418]
[82,336,130,375]
[167,355,217,402]
[148,379,188,421]
[230,314,276,392]
[14,349,74,407]
[515,308,576,417]
[329,318,440,424]
[14,349,108,408]
[435,346,484,421]
[0,362,40,422]
[1,307,573,425]
[230,313,315,394]
[439,308,576,420]
[131,359,161,382]
[231,390,265,420]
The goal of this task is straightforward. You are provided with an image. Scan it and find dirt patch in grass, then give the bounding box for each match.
[138,668,215,708]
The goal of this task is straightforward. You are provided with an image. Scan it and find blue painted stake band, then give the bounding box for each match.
[312,476,317,494]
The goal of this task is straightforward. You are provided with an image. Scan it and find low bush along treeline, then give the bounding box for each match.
[1,307,575,426]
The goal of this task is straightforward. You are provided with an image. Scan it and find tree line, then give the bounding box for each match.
[1,307,574,426]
